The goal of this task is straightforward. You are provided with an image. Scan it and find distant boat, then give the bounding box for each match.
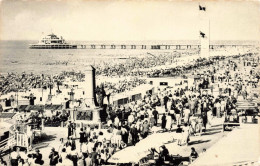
[29,33,77,49]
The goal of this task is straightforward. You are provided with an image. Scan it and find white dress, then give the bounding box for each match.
[57,152,73,166]
[166,115,172,130]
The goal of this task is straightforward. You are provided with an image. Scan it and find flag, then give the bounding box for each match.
[199,5,206,11]
[200,31,206,38]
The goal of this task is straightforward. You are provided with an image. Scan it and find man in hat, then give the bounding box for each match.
[49,148,59,166]
[34,149,43,165]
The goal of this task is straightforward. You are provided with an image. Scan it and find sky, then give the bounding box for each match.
[0,0,260,41]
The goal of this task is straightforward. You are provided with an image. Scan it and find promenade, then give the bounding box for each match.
[109,118,225,164]
[9,117,224,165]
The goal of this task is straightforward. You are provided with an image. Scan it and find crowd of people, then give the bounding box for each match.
[102,78,146,95]
[50,51,258,165]
[94,53,183,77]
[0,46,259,165]
[0,50,192,95]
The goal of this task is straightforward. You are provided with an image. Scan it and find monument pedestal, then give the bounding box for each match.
[69,65,103,129]
[72,107,102,129]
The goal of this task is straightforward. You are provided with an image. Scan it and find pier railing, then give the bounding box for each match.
[76,44,253,50]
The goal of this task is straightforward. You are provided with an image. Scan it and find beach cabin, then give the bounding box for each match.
[0,122,14,156]
[0,112,17,122]
[111,84,154,107]
[147,77,185,88]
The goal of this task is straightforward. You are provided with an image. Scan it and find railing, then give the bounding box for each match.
[0,135,16,155]
[16,133,28,148]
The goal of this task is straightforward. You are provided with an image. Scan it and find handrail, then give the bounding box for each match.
[0,139,8,147]
[0,144,8,152]
[0,135,15,147]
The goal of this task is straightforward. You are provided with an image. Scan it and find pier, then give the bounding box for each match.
[76,44,253,50]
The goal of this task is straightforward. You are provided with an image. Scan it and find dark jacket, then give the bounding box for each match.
[49,151,59,165]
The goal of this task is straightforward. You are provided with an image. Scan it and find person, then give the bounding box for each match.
[207,108,213,127]
[119,140,127,149]
[189,97,196,115]
[58,138,66,154]
[71,139,76,151]
[114,116,120,127]
[190,147,199,163]
[49,148,59,166]
[70,146,78,166]
[79,128,86,152]
[165,113,172,132]
[161,113,167,132]
[182,123,190,146]
[176,125,183,145]
[197,116,203,136]
[77,155,85,166]
[160,145,169,161]
[20,149,28,164]
[163,95,169,109]
[220,99,226,115]
[23,159,30,166]
[174,105,181,126]
[67,121,73,138]
[27,154,35,165]
[202,112,208,132]
[152,109,159,126]
[82,142,88,158]
[190,115,197,136]
[130,124,138,145]
[85,125,91,140]
[86,139,95,154]
[215,101,221,118]
[10,147,20,166]
[128,113,135,126]
[121,124,129,144]
[183,104,191,124]
[115,126,122,148]
[95,154,104,166]
[85,154,92,166]
[57,148,73,166]
[91,147,98,165]
[72,123,77,138]
[34,149,44,165]
[18,158,23,166]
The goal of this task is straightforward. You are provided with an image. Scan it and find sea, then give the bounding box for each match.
[0,40,258,76]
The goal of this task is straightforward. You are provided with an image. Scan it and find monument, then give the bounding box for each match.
[71,65,102,128]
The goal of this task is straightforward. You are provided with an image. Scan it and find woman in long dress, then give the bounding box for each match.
[115,126,122,148]
[165,113,172,132]
[111,127,118,145]
[196,116,203,136]
[182,123,190,146]
[57,148,73,166]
